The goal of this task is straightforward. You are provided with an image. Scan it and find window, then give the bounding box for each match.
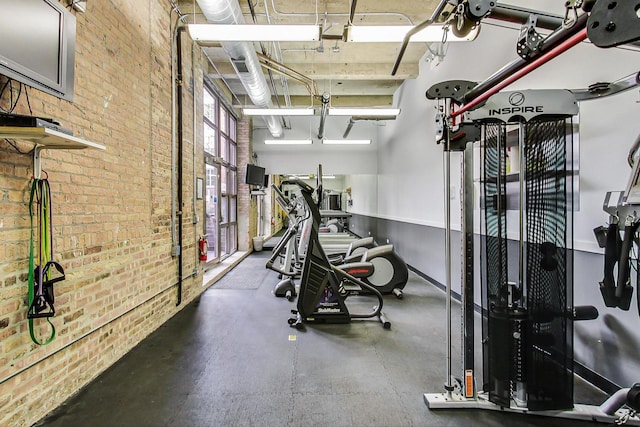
[204,124,217,156]
[204,90,216,124]
[203,83,238,262]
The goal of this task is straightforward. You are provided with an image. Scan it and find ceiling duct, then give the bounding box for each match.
[196,0,283,137]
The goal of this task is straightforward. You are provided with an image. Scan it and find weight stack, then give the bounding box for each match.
[480,118,574,411]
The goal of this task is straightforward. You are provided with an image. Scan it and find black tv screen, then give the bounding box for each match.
[245,164,265,186]
[0,0,76,101]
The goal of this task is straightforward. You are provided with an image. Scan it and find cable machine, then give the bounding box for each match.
[426,85,640,423]
[418,0,640,423]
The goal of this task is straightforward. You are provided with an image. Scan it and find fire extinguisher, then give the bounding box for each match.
[199,236,208,261]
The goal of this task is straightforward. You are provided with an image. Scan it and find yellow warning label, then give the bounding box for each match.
[288,335,296,341]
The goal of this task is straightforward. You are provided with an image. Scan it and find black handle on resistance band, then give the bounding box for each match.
[28,261,64,318]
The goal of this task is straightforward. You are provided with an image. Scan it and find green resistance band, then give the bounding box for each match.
[28,178,56,345]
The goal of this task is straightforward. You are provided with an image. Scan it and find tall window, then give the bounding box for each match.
[203,84,237,261]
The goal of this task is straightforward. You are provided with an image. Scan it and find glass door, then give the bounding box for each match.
[205,163,220,264]
[219,164,231,258]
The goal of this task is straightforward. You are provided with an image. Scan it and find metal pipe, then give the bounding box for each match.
[317,92,330,139]
[259,62,315,100]
[257,52,319,97]
[349,0,358,24]
[518,123,525,291]
[268,0,414,25]
[461,142,475,393]
[193,39,200,277]
[343,118,355,138]
[176,25,186,306]
[444,132,452,397]
[490,4,564,30]
[452,25,588,118]
[391,0,449,76]
[342,115,397,138]
[170,19,178,259]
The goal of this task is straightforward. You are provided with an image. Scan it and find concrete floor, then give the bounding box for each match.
[36,250,610,427]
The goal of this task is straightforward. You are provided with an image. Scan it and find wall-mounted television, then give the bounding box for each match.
[0,0,76,101]
[245,164,265,186]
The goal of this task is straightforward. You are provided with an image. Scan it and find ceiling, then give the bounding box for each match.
[175,0,444,110]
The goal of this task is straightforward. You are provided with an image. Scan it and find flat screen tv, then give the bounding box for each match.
[245,164,265,186]
[0,0,76,101]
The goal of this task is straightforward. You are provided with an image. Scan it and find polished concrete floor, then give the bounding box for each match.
[36,250,610,427]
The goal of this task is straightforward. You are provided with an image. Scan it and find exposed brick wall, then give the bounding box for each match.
[237,116,254,251]
[0,2,214,425]
[271,174,285,235]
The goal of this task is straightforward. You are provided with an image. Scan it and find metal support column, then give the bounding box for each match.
[443,134,453,397]
[461,141,475,398]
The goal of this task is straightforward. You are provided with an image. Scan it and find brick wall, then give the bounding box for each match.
[0,2,214,425]
[237,116,255,251]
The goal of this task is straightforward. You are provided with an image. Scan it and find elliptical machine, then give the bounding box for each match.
[269,180,409,299]
[269,178,391,330]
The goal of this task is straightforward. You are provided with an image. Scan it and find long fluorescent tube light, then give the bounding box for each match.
[323,139,371,145]
[264,139,313,145]
[328,108,400,117]
[346,24,479,43]
[243,108,315,116]
[188,24,321,42]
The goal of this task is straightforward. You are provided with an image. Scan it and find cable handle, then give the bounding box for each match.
[616,221,640,299]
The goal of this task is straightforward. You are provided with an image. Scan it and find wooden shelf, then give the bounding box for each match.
[0,126,105,179]
[0,126,105,150]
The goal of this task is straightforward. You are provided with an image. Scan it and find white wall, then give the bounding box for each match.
[344,174,378,215]
[375,1,640,389]
[379,6,640,251]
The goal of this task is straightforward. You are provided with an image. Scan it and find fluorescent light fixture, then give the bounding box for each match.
[243,108,315,116]
[188,24,320,42]
[323,139,371,145]
[328,108,400,117]
[288,174,315,179]
[346,24,479,43]
[322,175,336,179]
[264,139,313,145]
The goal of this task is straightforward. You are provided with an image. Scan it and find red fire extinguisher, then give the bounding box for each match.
[199,236,208,261]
